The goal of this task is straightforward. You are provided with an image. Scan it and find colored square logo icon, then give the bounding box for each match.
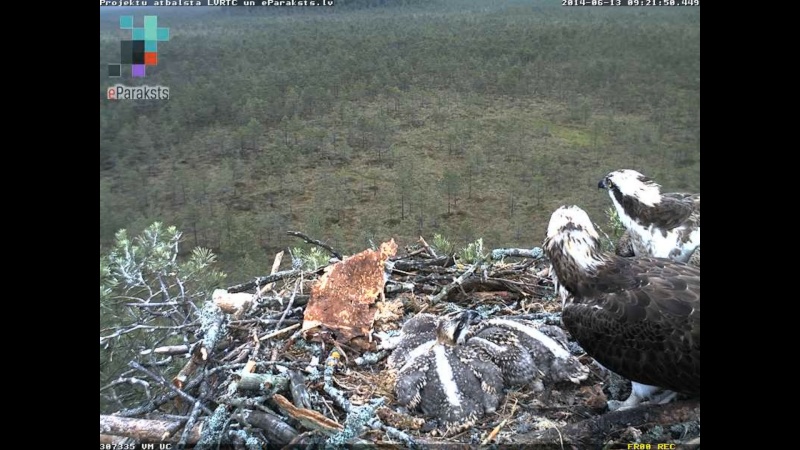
[119,16,133,29]
[110,16,169,78]
[108,64,121,77]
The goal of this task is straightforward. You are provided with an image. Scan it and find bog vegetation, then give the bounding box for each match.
[100,0,699,283]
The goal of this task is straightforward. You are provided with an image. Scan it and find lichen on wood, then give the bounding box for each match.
[101,234,699,448]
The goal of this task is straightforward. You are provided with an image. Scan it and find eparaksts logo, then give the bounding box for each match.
[107,84,170,100]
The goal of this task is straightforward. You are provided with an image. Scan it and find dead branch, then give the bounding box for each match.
[263,307,305,322]
[490,246,544,260]
[100,377,151,398]
[236,409,304,447]
[193,404,229,450]
[323,350,351,412]
[259,323,301,341]
[515,400,701,448]
[287,230,343,260]
[200,302,227,352]
[418,236,438,258]
[429,257,485,305]
[262,293,310,309]
[392,255,455,272]
[273,393,344,435]
[230,316,303,326]
[289,369,312,409]
[126,301,183,307]
[177,400,203,449]
[489,259,537,276]
[173,343,207,390]
[129,361,214,416]
[107,323,198,334]
[101,323,195,344]
[259,250,285,295]
[143,344,191,356]
[459,278,525,295]
[237,372,289,393]
[403,247,429,259]
[274,278,300,331]
[327,399,386,446]
[227,269,301,294]
[99,434,127,445]
[410,274,456,290]
[99,415,202,443]
[376,407,423,431]
[385,281,415,294]
[116,373,205,418]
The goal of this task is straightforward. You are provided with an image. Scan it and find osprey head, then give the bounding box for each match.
[544,206,603,272]
[545,205,600,245]
[599,169,662,207]
[437,310,481,345]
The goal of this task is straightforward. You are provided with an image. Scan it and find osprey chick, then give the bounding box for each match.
[599,169,699,265]
[544,205,700,409]
[389,311,504,435]
[468,318,589,390]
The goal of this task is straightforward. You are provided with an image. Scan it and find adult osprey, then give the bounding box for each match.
[599,169,699,265]
[544,205,700,409]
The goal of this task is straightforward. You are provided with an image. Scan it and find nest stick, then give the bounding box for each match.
[287,231,343,260]
[274,278,300,331]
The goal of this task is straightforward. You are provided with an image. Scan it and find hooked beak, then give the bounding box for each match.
[598,178,608,189]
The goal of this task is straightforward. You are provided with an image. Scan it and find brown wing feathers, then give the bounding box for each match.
[613,189,694,231]
[562,257,699,395]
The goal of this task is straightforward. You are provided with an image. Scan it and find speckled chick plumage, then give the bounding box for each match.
[388,311,504,435]
[469,318,589,389]
[386,313,439,370]
[466,322,540,389]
